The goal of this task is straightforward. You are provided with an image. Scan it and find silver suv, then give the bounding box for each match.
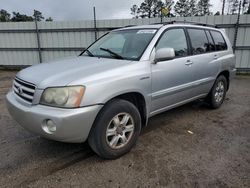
[6,22,236,159]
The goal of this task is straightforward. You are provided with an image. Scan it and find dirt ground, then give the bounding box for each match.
[0,70,249,188]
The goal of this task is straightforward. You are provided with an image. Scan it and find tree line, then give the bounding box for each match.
[0,9,53,22]
[131,0,250,18]
[225,0,250,15]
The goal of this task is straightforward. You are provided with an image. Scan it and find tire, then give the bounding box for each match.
[88,99,141,159]
[207,75,227,109]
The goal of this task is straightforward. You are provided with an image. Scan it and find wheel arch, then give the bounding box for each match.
[217,70,230,91]
[102,92,148,128]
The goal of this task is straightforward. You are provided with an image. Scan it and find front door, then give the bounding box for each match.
[151,28,195,114]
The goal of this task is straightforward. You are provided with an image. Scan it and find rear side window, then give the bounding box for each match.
[187,29,210,55]
[205,30,216,51]
[210,31,227,51]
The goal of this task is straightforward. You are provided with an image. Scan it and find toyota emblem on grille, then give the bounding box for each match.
[17,87,23,95]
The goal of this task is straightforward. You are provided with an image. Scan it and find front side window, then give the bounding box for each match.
[188,29,210,55]
[156,29,188,57]
[83,29,157,61]
[210,31,228,51]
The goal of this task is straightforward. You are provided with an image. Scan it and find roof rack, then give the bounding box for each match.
[124,25,137,28]
[152,20,216,28]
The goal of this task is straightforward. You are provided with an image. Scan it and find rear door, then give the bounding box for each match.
[186,28,220,95]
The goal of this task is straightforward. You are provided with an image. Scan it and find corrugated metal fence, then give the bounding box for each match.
[0,15,250,70]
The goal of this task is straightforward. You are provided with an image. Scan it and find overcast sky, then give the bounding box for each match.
[0,0,222,21]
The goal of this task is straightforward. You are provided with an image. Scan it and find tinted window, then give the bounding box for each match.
[188,29,210,55]
[205,30,216,51]
[156,29,188,57]
[210,31,227,51]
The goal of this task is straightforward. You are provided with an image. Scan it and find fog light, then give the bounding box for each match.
[42,119,56,134]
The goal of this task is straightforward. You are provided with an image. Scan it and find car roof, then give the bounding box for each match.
[114,21,220,32]
[115,24,163,31]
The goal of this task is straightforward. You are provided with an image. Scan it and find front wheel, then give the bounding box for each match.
[207,75,227,109]
[88,99,141,159]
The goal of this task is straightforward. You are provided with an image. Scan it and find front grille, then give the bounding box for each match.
[13,77,36,103]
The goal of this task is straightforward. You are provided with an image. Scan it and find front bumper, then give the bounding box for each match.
[6,91,102,143]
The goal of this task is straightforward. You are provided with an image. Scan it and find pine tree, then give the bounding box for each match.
[33,10,44,21]
[131,0,174,18]
[11,12,34,22]
[174,0,189,17]
[247,6,250,14]
[242,0,250,13]
[131,5,139,18]
[227,0,240,14]
[188,0,197,16]
[137,0,156,18]
[215,11,221,15]
[241,0,250,14]
[197,0,212,16]
[45,17,53,22]
[152,0,165,18]
[0,9,11,22]
[174,0,197,17]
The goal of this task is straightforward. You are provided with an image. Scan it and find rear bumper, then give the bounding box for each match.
[6,91,102,143]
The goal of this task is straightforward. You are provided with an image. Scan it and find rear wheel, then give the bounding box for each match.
[88,99,141,159]
[207,75,227,109]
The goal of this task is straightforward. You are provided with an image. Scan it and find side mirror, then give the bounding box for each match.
[154,48,175,63]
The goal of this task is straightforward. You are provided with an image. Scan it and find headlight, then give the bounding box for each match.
[40,86,85,108]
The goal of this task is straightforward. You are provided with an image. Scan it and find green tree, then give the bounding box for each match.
[137,0,158,18]
[33,10,44,21]
[197,0,212,16]
[246,6,250,14]
[131,5,139,18]
[131,0,174,18]
[228,0,240,14]
[0,9,11,22]
[188,0,197,16]
[11,12,34,22]
[174,0,189,17]
[215,11,221,15]
[45,17,53,21]
[242,0,250,13]
[174,0,196,17]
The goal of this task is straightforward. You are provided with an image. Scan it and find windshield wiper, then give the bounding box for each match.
[80,48,94,57]
[85,49,94,57]
[100,48,124,59]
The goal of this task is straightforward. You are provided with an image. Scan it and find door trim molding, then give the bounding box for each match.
[150,93,207,117]
[152,77,214,100]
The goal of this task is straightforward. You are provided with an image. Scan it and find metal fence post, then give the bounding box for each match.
[233,1,242,53]
[93,6,97,41]
[34,14,42,63]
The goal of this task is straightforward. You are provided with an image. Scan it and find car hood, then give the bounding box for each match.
[17,56,132,89]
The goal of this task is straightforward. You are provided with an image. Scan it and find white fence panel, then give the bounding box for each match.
[0,15,249,70]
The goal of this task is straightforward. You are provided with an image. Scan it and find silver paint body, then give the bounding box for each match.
[6,24,236,143]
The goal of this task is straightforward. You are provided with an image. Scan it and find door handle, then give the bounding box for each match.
[214,54,219,60]
[185,60,193,66]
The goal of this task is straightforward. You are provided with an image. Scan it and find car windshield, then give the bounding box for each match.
[82,29,157,61]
